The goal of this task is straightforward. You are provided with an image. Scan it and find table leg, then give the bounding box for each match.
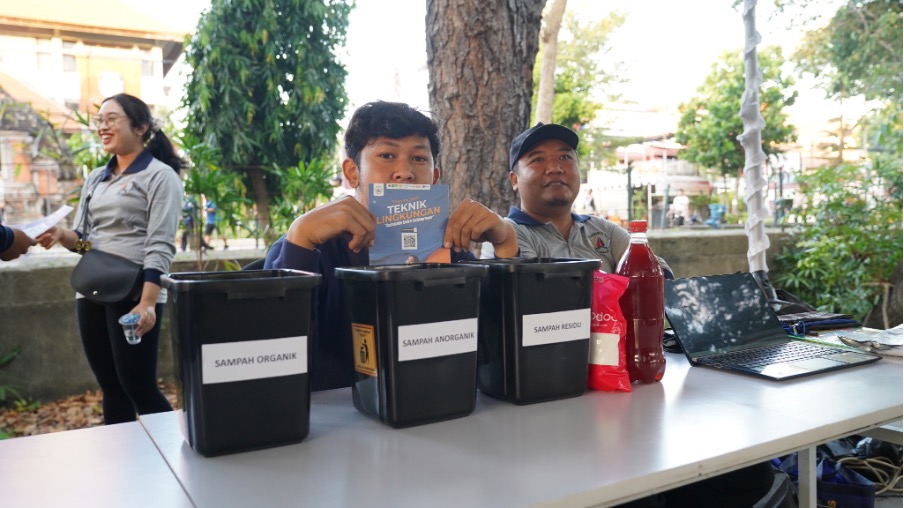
[798,446,817,508]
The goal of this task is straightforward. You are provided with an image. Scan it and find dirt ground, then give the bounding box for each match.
[0,382,178,438]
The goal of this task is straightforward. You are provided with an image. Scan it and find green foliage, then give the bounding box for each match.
[12,399,40,412]
[185,0,350,165]
[630,184,648,220]
[64,132,106,181]
[0,383,21,404]
[221,260,243,272]
[793,0,902,158]
[5,101,104,184]
[675,46,798,177]
[266,158,335,236]
[0,346,21,368]
[63,110,109,178]
[179,131,249,230]
[863,101,904,160]
[690,195,713,208]
[722,212,747,226]
[532,11,626,133]
[794,0,902,105]
[177,130,250,266]
[183,0,350,220]
[773,156,903,318]
[0,346,24,408]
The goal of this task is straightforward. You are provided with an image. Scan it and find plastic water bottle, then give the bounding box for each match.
[615,220,666,383]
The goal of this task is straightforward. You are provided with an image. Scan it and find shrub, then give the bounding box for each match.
[773,156,902,318]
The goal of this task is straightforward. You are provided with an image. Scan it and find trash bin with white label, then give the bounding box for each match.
[162,269,320,456]
[463,258,599,404]
[335,263,487,428]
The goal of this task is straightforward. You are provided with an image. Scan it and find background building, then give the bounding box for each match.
[0,0,187,224]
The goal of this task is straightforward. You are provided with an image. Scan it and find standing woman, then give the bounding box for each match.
[38,94,183,424]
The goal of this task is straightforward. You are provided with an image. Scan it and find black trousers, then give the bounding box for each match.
[76,298,172,424]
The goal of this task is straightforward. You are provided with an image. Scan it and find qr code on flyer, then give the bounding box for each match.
[401,228,417,250]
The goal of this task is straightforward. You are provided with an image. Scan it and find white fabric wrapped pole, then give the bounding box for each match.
[739,0,771,274]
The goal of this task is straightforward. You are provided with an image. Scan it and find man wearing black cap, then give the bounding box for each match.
[501,123,777,508]
[496,122,670,276]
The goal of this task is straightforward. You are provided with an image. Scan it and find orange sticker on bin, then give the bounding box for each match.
[352,323,377,377]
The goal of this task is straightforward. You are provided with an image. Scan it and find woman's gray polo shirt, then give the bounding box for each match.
[73,150,183,302]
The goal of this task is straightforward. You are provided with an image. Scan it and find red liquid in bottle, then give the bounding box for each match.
[615,220,666,384]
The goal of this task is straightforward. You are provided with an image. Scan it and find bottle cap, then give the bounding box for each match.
[628,220,647,233]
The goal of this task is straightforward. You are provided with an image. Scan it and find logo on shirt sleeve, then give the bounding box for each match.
[589,232,610,255]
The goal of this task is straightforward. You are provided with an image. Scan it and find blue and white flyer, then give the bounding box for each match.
[368,183,450,265]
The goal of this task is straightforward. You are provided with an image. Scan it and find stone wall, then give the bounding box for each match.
[649,229,792,279]
[0,253,264,402]
[0,229,791,402]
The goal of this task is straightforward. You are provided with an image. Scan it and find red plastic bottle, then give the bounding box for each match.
[615,220,666,383]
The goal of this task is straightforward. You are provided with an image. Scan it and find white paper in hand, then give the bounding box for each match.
[11,205,74,238]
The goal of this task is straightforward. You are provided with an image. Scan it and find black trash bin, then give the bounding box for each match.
[463,258,599,404]
[335,263,487,428]
[162,269,321,456]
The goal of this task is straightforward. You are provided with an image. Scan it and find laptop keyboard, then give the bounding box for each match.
[699,341,834,369]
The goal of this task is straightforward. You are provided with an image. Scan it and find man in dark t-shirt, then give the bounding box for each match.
[265,101,518,390]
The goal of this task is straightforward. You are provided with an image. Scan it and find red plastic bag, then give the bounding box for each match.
[588,271,631,392]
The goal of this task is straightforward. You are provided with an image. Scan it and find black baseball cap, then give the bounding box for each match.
[509,122,579,171]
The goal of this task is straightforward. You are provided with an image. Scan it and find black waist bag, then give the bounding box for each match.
[70,249,144,304]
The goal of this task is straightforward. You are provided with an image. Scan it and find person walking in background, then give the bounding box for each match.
[671,188,690,226]
[180,196,196,252]
[180,195,210,252]
[204,198,228,250]
[576,187,597,215]
[0,222,36,261]
[37,93,183,425]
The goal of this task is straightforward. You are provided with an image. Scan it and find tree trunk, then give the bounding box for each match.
[739,0,770,275]
[863,260,903,329]
[537,0,567,124]
[426,0,546,216]
[836,88,845,164]
[247,166,271,241]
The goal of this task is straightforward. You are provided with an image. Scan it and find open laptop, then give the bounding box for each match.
[663,272,881,380]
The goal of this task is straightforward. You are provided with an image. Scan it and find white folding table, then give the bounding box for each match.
[139,352,902,507]
[0,421,193,508]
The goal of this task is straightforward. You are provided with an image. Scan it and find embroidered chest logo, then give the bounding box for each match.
[589,232,610,254]
[117,182,135,195]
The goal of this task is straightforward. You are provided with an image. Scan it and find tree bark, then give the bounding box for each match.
[426,0,546,216]
[863,260,903,329]
[536,0,567,124]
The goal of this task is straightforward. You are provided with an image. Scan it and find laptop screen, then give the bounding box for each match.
[664,273,789,357]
